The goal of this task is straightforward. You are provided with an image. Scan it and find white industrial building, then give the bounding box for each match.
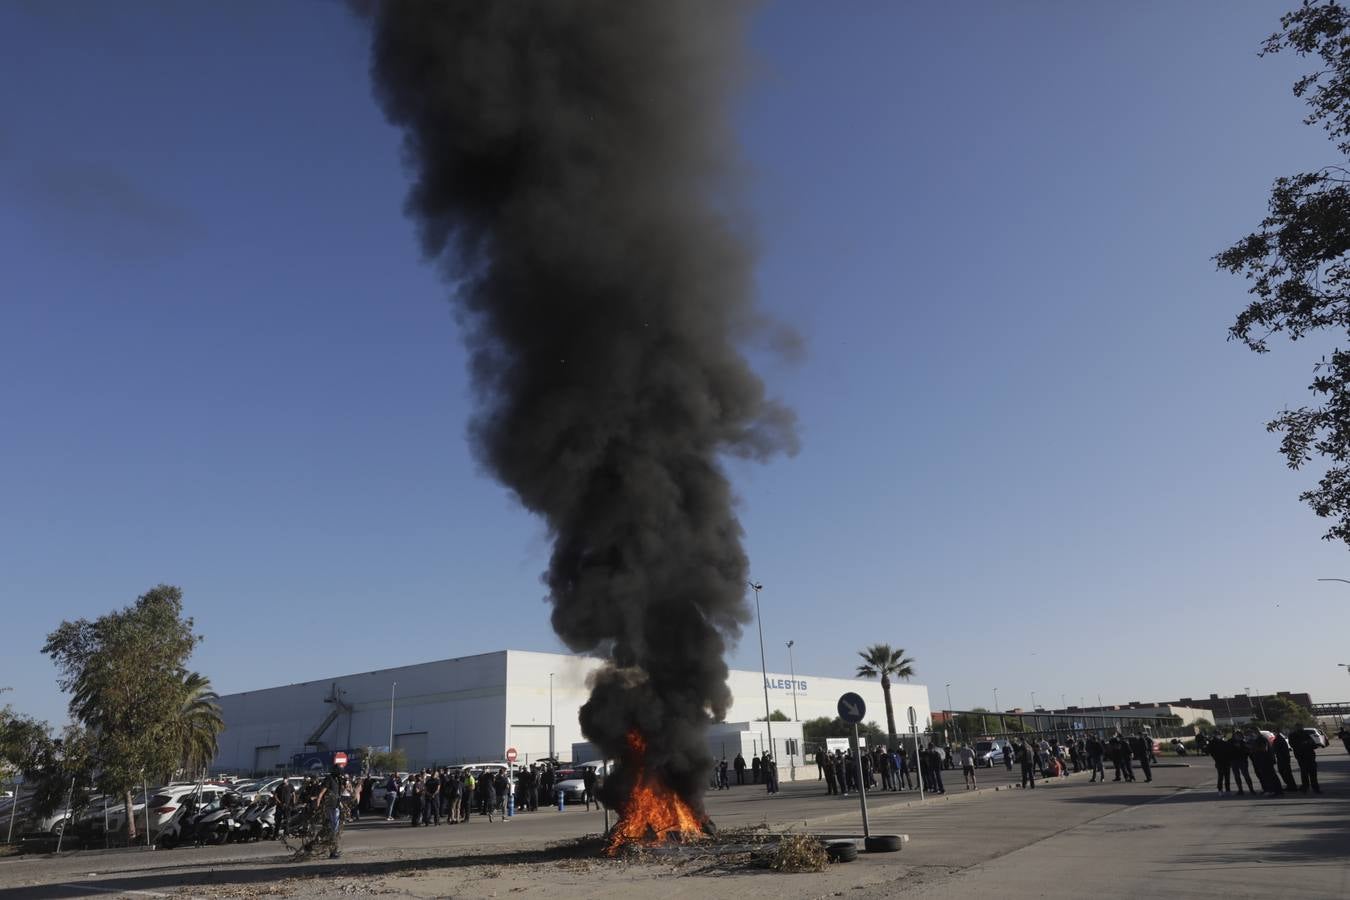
[212,649,930,781]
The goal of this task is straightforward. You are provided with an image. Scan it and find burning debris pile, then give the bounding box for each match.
[362,0,796,851]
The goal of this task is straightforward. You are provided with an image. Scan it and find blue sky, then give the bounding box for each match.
[3,1,1349,729]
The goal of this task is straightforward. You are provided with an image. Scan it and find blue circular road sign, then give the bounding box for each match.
[837,692,867,724]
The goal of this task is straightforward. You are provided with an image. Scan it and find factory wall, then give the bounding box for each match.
[212,649,932,775]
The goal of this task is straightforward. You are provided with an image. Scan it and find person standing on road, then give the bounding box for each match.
[957,742,977,790]
[423,769,440,826]
[751,754,761,784]
[927,744,946,794]
[1290,729,1321,794]
[1133,733,1153,783]
[406,773,423,826]
[822,752,838,794]
[763,752,779,794]
[1002,742,1013,771]
[735,752,748,785]
[1337,726,1350,755]
[1086,733,1105,783]
[382,773,398,821]
[1207,732,1232,793]
[1229,733,1255,794]
[1272,731,1299,792]
[1247,731,1282,796]
[315,765,345,859]
[1018,740,1037,789]
[274,777,295,836]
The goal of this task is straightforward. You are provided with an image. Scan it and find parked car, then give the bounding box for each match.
[1296,727,1329,748]
[972,740,1004,768]
[553,761,610,804]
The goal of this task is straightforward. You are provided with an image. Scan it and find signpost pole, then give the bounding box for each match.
[852,724,870,839]
[909,706,924,802]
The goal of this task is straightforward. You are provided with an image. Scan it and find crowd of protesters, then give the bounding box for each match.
[376,761,597,827]
[1200,728,1325,797]
[798,724,1336,799]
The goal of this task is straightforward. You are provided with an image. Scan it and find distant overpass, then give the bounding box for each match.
[1311,701,1350,717]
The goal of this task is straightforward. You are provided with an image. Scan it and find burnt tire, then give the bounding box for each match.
[864,834,902,853]
[825,840,858,863]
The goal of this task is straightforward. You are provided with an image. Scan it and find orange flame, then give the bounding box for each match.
[605,731,707,855]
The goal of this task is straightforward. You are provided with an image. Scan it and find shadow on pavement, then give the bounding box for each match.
[0,838,611,900]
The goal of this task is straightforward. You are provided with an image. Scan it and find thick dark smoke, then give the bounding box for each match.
[363,1,797,815]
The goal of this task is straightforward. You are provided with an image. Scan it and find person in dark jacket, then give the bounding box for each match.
[1229,733,1255,794]
[1290,729,1321,794]
[1132,733,1153,783]
[1246,731,1282,795]
[1273,731,1299,792]
[1019,740,1037,789]
[735,753,748,785]
[1208,734,1231,792]
[751,754,762,784]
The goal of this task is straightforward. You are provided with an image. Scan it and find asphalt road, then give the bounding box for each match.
[0,751,1344,898]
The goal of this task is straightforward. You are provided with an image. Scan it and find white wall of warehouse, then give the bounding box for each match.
[212,649,931,775]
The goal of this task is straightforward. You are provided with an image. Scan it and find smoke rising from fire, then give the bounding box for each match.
[362,1,797,812]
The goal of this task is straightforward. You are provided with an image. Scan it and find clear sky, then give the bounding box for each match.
[4,1,1349,729]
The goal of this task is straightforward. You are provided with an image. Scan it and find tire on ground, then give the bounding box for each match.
[864,834,902,853]
[825,840,858,863]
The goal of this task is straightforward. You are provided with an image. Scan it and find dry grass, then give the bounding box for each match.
[767,832,828,873]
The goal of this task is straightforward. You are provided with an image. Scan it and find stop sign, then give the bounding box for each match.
[506,747,518,763]
[333,751,348,768]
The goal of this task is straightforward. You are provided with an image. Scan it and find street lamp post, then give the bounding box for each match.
[945,683,954,740]
[749,581,775,773]
[549,673,555,761]
[786,640,799,722]
[388,681,397,751]
[993,688,1003,732]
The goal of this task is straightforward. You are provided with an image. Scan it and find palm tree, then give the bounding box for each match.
[167,671,224,779]
[856,644,916,751]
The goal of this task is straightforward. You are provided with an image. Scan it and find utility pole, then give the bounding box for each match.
[749,581,774,773]
[388,681,397,752]
[786,640,799,721]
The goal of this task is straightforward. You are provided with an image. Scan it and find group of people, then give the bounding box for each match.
[1200,728,1323,796]
[1002,732,1156,788]
[383,762,594,826]
[710,750,780,793]
[813,742,951,795]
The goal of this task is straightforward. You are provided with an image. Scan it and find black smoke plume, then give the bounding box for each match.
[362,1,797,817]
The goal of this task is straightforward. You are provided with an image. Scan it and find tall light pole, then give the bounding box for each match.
[548,673,555,761]
[993,688,1003,732]
[1340,663,1350,677]
[1031,691,1038,710]
[785,640,799,721]
[749,581,774,767]
[1253,687,1266,722]
[388,681,397,752]
[945,683,954,740]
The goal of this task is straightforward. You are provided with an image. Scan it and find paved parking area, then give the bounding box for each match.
[0,753,1344,898]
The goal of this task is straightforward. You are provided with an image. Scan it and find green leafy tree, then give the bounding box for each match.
[1217,1,1350,545]
[1256,696,1316,731]
[755,709,790,722]
[802,716,886,744]
[855,644,916,751]
[167,671,223,779]
[365,747,408,773]
[43,584,206,840]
